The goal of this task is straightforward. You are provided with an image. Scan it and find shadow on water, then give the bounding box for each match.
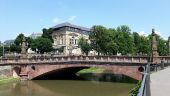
[77,73,138,83]
[33,67,89,80]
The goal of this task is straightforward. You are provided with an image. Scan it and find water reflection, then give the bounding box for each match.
[0,80,135,96]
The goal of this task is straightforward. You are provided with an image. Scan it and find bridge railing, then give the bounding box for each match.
[137,63,151,96]
[0,56,149,64]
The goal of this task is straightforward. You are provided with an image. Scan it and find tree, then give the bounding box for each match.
[89,25,108,55]
[14,33,25,46]
[42,28,54,43]
[78,37,91,56]
[115,25,134,55]
[30,37,53,54]
[10,44,21,53]
[105,40,118,55]
[157,37,168,56]
[0,46,3,56]
[132,32,140,55]
[132,32,150,56]
[12,33,33,53]
[104,28,118,55]
[138,36,150,55]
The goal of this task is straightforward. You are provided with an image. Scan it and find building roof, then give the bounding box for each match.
[29,32,42,39]
[51,22,91,31]
[4,40,15,45]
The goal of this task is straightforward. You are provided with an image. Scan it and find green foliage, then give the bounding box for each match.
[90,25,107,55]
[0,46,2,56]
[9,44,21,53]
[89,25,169,56]
[132,32,150,55]
[116,25,134,55]
[42,28,54,43]
[30,37,53,54]
[128,81,141,96]
[14,33,25,46]
[11,33,33,53]
[78,37,91,56]
[0,46,11,56]
[90,25,134,56]
[157,37,168,56]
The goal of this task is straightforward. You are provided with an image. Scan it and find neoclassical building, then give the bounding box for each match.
[51,22,90,55]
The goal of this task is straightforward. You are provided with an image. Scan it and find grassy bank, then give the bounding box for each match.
[0,77,19,85]
[78,67,105,74]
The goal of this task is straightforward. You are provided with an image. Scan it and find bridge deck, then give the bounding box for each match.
[151,67,170,96]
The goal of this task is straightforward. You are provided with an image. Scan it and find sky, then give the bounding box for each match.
[0,0,170,42]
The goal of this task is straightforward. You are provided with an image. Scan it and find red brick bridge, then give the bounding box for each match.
[1,56,170,80]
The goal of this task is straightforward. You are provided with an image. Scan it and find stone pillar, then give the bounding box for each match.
[168,36,170,55]
[151,29,159,64]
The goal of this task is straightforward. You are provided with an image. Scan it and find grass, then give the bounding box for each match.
[78,67,105,74]
[0,77,19,85]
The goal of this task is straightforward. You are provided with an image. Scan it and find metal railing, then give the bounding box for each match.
[137,63,151,96]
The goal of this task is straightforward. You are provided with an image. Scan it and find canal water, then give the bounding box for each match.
[0,80,135,96]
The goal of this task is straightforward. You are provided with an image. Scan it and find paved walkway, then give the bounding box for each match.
[151,67,170,96]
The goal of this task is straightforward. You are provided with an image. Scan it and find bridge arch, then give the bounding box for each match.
[12,66,21,78]
[32,66,89,80]
[27,64,142,80]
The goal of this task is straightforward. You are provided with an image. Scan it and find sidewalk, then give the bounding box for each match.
[151,67,170,96]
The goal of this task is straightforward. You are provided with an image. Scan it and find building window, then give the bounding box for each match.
[59,35,64,45]
[75,39,77,45]
[70,38,73,45]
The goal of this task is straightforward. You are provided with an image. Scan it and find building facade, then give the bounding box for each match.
[51,22,90,55]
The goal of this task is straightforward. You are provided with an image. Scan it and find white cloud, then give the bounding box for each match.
[138,31,148,36]
[155,30,162,36]
[68,16,77,21]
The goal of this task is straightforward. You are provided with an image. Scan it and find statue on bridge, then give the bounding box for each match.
[21,37,28,58]
[151,28,159,64]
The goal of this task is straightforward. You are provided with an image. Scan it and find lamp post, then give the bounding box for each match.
[2,43,5,58]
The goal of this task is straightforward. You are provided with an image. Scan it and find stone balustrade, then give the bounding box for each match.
[0,56,150,65]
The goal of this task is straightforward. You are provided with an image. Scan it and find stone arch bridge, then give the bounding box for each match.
[1,56,170,80]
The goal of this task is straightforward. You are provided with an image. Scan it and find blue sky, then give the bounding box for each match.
[0,0,170,42]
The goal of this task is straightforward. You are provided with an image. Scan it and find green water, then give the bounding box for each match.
[0,80,135,96]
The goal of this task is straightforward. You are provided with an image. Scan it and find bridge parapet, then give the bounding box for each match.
[157,56,170,63]
[0,56,150,65]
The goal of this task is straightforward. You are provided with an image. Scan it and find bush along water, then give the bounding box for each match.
[128,81,141,96]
